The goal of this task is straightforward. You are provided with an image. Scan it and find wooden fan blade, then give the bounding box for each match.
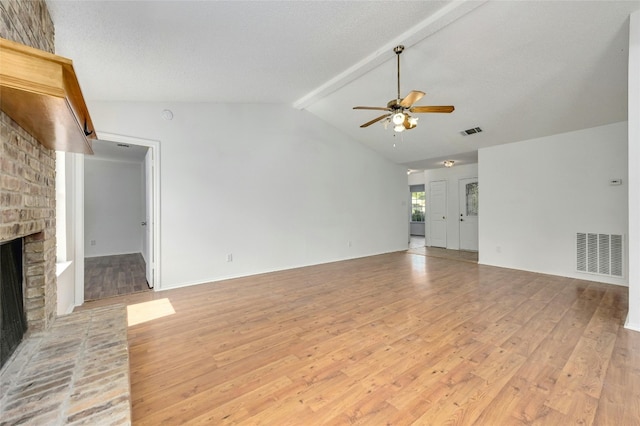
[360,114,390,128]
[399,91,426,108]
[409,105,455,113]
[353,106,391,111]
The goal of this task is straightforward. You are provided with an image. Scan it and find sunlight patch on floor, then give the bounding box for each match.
[127,298,176,326]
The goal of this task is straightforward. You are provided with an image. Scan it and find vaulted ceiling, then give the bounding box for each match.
[47,0,639,169]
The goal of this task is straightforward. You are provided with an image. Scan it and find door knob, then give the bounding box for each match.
[442,216,445,219]
[141,221,147,226]
[460,218,464,222]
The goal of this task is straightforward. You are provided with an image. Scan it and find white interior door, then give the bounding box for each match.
[429,180,447,248]
[144,149,154,287]
[459,177,479,251]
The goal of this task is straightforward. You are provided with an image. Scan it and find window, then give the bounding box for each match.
[410,185,425,222]
[465,182,479,216]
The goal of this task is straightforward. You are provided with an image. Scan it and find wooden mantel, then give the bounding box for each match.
[0,37,96,154]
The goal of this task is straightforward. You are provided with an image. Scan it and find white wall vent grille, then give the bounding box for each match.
[576,233,624,277]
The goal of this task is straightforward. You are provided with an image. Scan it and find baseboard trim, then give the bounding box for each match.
[624,314,640,333]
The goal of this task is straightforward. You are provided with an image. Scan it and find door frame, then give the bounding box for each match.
[143,149,155,287]
[73,132,161,306]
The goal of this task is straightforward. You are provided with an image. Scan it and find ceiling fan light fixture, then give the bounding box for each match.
[403,115,417,130]
[394,124,405,133]
[392,112,405,125]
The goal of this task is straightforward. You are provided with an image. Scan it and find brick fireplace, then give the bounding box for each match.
[0,109,133,421]
[0,113,57,333]
[1,4,133,422]
[0,0,57,339]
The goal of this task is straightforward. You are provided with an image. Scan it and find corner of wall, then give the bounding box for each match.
[626,9,640,329]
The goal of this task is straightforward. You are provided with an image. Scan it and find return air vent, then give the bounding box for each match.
[461,127,482,136]
[576,233,623,277]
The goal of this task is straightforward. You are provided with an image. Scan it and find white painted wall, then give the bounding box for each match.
[408,172,425,186]
[479,122,628,286]
[423,163,479,250]
[56,261,74,315]
[84,157,144,257]
[627,10,640,330]
[56,152,79,315]
[86,102,408,289]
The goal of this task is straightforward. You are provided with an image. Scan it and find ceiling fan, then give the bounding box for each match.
[353,45,454,132]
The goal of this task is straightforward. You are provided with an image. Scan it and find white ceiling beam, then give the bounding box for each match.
[292,0,487,110]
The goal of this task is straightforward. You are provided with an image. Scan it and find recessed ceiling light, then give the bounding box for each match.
[443,160,455,168]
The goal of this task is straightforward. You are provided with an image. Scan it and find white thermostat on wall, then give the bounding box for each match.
[609,179,623,185]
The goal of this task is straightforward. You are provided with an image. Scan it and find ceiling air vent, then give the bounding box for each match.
[461,127,483,136]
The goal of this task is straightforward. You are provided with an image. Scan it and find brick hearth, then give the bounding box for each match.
[0,305,131,425]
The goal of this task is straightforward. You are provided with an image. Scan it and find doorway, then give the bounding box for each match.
[409,184,426,238]
[74,133,160,305]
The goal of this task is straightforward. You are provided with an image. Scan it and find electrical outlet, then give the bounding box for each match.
[348,240,352,247]
[496,246,502,253]
[226,253,233,262]
[90,240,96,246]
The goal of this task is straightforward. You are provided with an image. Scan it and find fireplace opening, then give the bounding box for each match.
[1,238,27,370]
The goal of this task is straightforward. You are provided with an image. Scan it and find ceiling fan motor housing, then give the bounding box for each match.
[387,99,403,110]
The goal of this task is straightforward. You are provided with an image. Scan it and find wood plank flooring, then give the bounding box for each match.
[408,236,479,263]
[413,246,479,264]
[84,253,150,301]
[78,251,639,425]
[409,236,426,249]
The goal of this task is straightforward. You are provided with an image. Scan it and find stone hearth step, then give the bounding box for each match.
[0,304,131,425]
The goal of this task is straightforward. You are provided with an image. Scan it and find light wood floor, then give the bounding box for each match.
[84,253,150,301]
[78,251,639,425]
[409,235,426,249]
[412,246,479,264]
[408,236,479,263]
